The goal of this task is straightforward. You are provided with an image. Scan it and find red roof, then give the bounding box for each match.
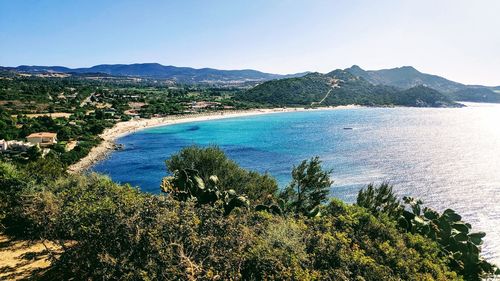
[26,132,57,138]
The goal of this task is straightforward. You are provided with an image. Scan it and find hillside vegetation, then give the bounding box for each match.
[1,146,498,280]
[4,64,500,103]
[448,87,500,103]
[238,70,461,108]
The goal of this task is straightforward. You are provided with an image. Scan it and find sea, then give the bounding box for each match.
[92,103,500,263]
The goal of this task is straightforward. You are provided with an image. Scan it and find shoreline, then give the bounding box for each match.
[67,105,360,173]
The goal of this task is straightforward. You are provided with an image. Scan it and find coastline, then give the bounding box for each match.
[67,105,360,173]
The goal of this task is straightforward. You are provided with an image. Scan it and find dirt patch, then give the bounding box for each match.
[65,140,78,151]
[0,235,62,280]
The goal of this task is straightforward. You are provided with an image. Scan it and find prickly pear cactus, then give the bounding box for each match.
[397,197,499,279]
[160,169,250,215]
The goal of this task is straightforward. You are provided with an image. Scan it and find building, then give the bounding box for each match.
[5,140,33,152]
[0,139,7,152]
[26,132,57,148]
[190,101,221,110]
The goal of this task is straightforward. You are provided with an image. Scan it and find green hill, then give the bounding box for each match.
[448,87,500,103]
[236,72,332,106]
[238,69,461,108]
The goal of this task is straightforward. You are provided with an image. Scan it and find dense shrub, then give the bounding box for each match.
[0,147,496,280]
[307,199,460,280]
[166,146,278,202]
[280,156,333,216]
[0,161,45,235]
[357,183,500,280]
[22,175,461,280]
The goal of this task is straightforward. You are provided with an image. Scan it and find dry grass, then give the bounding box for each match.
[128,102,146,109]
[0,100,23,106]
[95,103,112,109]
[11,113,72,119]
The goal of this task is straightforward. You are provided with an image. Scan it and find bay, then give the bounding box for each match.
[93,103,500,263]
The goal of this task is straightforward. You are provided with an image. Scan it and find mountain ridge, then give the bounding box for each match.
[0,63,307,83]
[238,68,462,108]
[345,65,465,93]
[2,63,499,102]
[344,65,500,103]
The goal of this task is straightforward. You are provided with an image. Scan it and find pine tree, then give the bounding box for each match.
[280,157,333,215]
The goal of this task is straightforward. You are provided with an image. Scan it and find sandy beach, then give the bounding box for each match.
[67,105,359,173]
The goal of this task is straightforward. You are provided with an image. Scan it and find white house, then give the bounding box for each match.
[6,140,33,152]
[0,139,7,152]
[26,132,57,148]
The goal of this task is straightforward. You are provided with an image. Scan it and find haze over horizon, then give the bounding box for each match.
[1,0,500,85]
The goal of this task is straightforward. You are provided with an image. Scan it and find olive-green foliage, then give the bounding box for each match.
[357,184,499,280]
[243,218,314,280]
[30,176,461,280]
[305,199,461,281]
[0,161,54,236]
[26,145,42,161]
[0,161,29,231]
[22,172,263,280]
[166,146,278,202]
[280,156,333,216]
[0,156,489,280]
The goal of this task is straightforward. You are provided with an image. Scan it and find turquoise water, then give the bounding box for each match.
[93,103,500,263]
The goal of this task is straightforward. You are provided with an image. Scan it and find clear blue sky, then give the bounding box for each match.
[1,0,499,85]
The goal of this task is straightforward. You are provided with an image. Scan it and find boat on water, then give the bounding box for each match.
[343,127,354,130]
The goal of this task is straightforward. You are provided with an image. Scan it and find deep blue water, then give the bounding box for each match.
[93,103,500,263]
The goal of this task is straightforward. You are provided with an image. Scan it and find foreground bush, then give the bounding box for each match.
[357,183,500,280]
[166,145,278,202]
[0,147,497,280]
[18,173,460,280]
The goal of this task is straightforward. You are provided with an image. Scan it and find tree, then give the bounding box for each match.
[356,182,402,218]
[57,126,74,141]
[26,145,42,161]
[280,157,333,215]
[166,146,278,202]
[26,154,66,182]
[0,109,18,140]
[0,161,31,233]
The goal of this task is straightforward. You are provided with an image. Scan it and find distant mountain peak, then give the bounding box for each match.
[396,65,420,73]
[345,65,366,77]
[343,65,464,93]
[326,69,357,80]
[348,65,364,71]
